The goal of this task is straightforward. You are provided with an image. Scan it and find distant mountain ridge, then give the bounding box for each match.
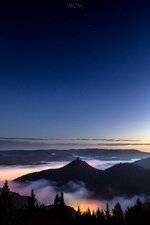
[133,157,150,169]
[15,158,150,199]
[0,149,149,165]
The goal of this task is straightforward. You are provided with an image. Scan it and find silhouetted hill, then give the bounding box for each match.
[101,163,149,197]
[133,157,150,169]
[15,158,101,187]
[15,158,150,199]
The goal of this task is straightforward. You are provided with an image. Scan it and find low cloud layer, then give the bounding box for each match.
[0,158,148,211]
[0,180,147,212]
[0,158,139,180]
[0,161,68,180]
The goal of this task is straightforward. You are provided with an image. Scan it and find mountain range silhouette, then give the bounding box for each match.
[15,157,150,199]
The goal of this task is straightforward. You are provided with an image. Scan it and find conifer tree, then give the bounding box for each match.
[54,192,65,207]
[26,189,37,212]
[1,180,10,201]
[75,206,82,225]
[112,202,125,225]
[105,203,112,224]
[96,208,106,224]
[54,193,59,206]
[0,181,16,225]
[60,192,65,207]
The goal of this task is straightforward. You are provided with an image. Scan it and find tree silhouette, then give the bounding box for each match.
[112,202,125,225]
[60,192,65,207]
[0,181,16,225]
[1,181,150,225]
[75,207,82,225]
[26,189,37,212]
[96,208,106,225]
[1,180,10,200]
[54,192,65,208]
[105,203,112,225]
[54,193,60,206]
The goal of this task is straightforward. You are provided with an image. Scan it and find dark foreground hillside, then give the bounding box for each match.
[1,180,150,225]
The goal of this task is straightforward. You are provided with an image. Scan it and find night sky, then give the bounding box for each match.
[1,0,150,146]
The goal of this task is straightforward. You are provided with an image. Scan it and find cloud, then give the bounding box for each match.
[0,136,146,150]
[0,137,48,141]
[0,137,142,142]
[0,180,147,212]
[0,158,139,181]
[70,138,142,142]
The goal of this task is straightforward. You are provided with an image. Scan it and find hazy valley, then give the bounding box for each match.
[1,149,150,211]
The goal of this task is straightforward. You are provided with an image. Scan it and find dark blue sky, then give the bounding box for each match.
[0,0,150,143]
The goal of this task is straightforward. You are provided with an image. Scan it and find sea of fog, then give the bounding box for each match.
[0,158,139,181]
[0,158,143,211]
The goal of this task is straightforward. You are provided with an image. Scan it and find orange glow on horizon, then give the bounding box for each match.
[71,199,105,212]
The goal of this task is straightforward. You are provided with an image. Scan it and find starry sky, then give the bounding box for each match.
[1,0,150,149]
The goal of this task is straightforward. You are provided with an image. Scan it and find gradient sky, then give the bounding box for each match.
[0,0,150,146]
